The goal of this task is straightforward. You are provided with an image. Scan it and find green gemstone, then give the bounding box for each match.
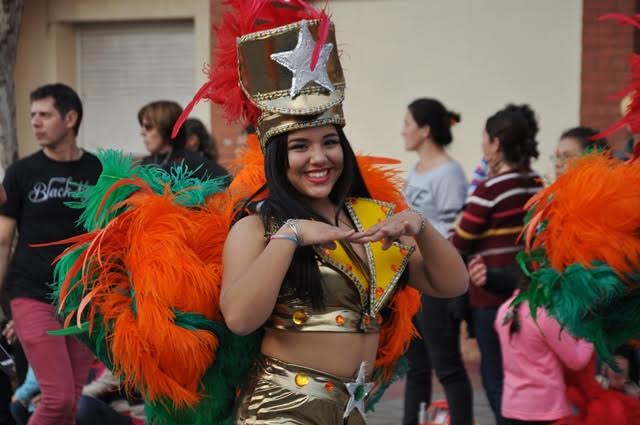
[354,385,365,401]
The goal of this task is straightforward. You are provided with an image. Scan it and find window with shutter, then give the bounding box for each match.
[77,20,195,155]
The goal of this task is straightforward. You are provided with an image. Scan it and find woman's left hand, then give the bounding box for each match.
[348,210,423,250]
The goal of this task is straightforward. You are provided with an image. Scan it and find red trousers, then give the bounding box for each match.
[11,297,93,425]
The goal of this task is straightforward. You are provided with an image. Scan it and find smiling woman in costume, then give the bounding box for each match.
[47,2,467,425]
[203,2,468,424]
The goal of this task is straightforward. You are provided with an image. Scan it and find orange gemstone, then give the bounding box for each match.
[335,315,345,326]
[390,264,399,272]
[375,287,384,297]
[325,381,335,393]
[400,248,408,255]
[345,264,353,272]
[292,310,309,325]
[381,206,390,214]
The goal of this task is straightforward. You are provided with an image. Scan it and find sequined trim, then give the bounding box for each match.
[344,199,378,316]
[269,198,414,333]
[259,96,345,116]
[371,241,414,313]
[313,198,415,316]
[345,198,414,316]
[259,117,346,149]
[312,245,369,309]
[237,19,326,44]
[253,82,346,102]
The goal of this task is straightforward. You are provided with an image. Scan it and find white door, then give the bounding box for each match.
[77,20,195,156]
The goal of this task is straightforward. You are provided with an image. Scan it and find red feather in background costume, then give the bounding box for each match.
[553,360,640,425]
[592,14,640,160]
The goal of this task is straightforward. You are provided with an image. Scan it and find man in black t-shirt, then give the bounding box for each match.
[0,84,101,425]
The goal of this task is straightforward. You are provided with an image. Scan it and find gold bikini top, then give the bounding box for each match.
[266,198,415,333]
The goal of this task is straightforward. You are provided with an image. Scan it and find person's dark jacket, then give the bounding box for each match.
[141,148,228,182]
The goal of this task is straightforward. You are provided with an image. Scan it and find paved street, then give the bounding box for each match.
[368,334,496,425]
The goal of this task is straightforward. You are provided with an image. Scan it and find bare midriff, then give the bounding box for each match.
[261,328,379,379]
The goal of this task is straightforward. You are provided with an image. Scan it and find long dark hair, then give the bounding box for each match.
[506,274,529,337]
[249,127,372,308]
[485,108,539,170]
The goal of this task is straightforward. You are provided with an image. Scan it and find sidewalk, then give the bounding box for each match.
[368,334,496,425]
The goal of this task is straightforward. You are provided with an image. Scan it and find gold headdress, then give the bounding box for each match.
[174,0,346,150]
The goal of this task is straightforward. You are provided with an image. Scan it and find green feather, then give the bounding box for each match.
[51,150,251,424]
[517,248,640,365]
[143,327,262,425]
[366,356,409,412]
[48,321,89,336]
[65,150,230,232]
[67,150,141,231]
[139,161,228,207]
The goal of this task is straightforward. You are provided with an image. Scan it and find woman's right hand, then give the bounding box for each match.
[467,256,488,287]
[278,219,355,248]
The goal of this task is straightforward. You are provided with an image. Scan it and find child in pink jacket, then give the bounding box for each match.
[495,291,594,425]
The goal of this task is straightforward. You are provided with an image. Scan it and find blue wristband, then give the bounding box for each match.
[269,234,299,246]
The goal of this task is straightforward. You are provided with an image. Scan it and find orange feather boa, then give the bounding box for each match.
[55,134,419,407]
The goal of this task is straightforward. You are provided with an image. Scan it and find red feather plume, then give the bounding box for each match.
[592,14,640,160]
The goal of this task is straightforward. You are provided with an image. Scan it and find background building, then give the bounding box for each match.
[15,0,635,179]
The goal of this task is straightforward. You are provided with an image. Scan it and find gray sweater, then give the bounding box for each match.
[403,160,467,237]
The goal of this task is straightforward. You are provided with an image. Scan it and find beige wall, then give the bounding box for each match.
[15,0,582,179]
[15,0,210,157]
[330,0,582,180]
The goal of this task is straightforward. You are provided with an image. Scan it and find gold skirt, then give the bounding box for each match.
[234,355,367,425]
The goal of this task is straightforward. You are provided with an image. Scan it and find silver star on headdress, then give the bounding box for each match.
[270,21,335,98]
[343,361,374,420]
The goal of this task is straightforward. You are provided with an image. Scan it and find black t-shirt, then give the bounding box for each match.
[0,150,102,302]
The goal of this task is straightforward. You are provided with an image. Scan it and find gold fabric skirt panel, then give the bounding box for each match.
[234,355,367,425]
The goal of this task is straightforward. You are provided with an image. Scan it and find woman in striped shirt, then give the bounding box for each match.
[451,106,542,425]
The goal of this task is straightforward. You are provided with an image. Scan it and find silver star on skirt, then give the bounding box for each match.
[343,361,374,420]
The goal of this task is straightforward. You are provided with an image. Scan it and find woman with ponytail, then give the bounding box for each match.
[401,98,472,425]
[452,105,543,425]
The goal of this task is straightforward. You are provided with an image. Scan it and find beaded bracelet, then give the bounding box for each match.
[269,234,299,246]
